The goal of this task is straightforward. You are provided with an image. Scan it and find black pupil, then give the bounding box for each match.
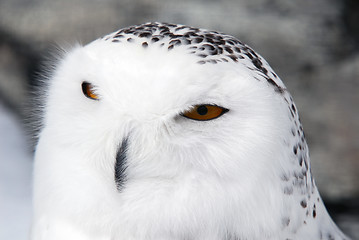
[197,105,208,115]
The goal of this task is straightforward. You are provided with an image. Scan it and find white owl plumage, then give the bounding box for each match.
[31,22,350,240]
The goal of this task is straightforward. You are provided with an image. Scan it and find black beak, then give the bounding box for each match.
[115,137,129,191]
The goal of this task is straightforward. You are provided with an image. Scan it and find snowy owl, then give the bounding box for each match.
[31,22,350,240]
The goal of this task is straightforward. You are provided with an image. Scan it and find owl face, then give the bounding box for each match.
[42,36,290,188]
[33,23,306,239]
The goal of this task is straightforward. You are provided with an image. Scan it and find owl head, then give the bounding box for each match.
[32,23,338,240]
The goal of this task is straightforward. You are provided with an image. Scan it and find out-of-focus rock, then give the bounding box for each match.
[0,29,39,113]
[298,55,359,199]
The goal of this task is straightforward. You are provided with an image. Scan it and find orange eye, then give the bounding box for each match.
[82,82,99,100]
[182,105,229,121]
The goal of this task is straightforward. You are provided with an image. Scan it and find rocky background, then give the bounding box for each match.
[0,0,358,238]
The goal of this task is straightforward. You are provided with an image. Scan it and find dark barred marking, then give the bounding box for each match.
[300,200,307,208]
[282,217,291,227]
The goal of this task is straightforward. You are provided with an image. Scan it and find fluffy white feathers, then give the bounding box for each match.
[31,22,349,240]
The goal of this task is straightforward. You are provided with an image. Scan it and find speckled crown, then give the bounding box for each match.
[101,22,284,93]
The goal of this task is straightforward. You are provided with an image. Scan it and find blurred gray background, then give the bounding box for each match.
[0,0,358,239]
